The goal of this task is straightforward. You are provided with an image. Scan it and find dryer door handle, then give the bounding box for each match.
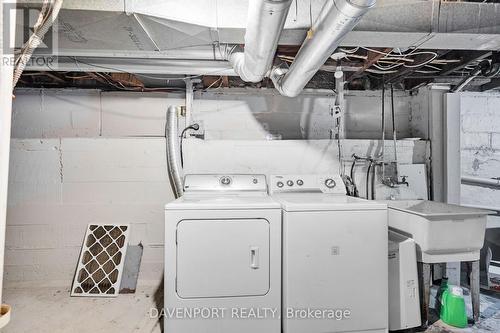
[250,246,260,269]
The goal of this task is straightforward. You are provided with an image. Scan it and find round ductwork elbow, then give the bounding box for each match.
[229,52,265,83]
[270,67,301,98]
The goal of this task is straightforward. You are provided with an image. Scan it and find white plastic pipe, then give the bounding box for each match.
[462,176,500,189]
[271,0,376,97]
[0,0,15,325]
[229,0,292,82]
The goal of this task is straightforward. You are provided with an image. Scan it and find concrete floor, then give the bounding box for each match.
[3,282,163,333]
[2,283,499,333]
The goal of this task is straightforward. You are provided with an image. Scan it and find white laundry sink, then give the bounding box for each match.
[385,200,494,263]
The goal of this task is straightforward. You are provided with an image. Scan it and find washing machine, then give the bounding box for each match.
[270,174,388,333]
[164,174,281,333]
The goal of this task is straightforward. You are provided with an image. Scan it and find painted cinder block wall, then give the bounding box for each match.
[6,88,425,287]
[460,93,500,210]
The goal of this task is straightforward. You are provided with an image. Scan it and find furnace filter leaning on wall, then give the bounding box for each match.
[388,231,421,330]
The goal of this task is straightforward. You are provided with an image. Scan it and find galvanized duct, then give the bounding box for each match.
[229,0,292,82]
[271,0,376,97]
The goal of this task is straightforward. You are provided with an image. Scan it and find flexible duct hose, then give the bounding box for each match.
[166,106,184,198]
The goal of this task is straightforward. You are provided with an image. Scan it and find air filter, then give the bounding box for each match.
[72,224,130,297]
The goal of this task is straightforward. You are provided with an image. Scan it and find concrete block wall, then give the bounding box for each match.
[6,138,174,285]
[193,89,414,140]
[6,87,428,287]
[460,93,500,210]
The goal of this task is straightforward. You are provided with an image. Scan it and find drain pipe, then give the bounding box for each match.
[462,176,500,190]
[166,106,184,198]
[229,0,292,82]
[271,0,376,97]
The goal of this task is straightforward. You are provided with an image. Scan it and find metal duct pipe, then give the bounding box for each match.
[462,176,500,190]
[271,0,376,97]
[166,106,184,198]
[229,0,292,82]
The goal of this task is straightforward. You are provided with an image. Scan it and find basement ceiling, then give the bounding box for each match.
[15,0,500,92]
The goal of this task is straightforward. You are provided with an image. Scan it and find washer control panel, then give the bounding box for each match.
[269,175,346,194]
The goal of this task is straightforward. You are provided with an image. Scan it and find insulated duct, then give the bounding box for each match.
[166,106,184,198]
[229,0,292,82]
[271,0,376,97]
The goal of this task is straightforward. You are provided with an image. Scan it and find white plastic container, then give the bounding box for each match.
[386,200,493,263]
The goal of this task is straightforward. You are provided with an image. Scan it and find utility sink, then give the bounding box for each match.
[385,200,494,263]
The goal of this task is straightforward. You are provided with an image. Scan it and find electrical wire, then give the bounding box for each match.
[180,124,200,168]
[366,160,373,200]
[339,47,359,54]
[371,163,378,200]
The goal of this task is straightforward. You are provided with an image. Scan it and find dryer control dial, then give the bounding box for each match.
[324,178,337,189]
[220,176,232,186]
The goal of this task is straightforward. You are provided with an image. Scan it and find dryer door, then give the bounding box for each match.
[176,219,270,298]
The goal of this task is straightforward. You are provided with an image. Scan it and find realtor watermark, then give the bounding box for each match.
[149,307,352,321]
[2,0,58,67]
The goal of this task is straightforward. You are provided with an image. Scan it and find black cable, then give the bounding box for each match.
[371,163,377,200]
[350,157,360,197]
[366,160,373,200]
[350,159,356,183]
[180,124,200,168]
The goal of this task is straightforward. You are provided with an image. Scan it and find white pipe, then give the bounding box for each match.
[229,0,292,82]
[26,56,236,76]
[0,0,15,325]
[271,0,376,97]
[462,176,500,189]
[166,106,184,198]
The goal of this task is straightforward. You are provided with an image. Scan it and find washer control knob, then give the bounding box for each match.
[277,181,284,188]
[296,179,304,186]
[220,176,232,186]
[324,178,336,189]
[287,180,294,187]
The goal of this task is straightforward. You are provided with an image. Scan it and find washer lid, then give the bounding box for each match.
[273,193,387,212]
[165,193,280,210]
